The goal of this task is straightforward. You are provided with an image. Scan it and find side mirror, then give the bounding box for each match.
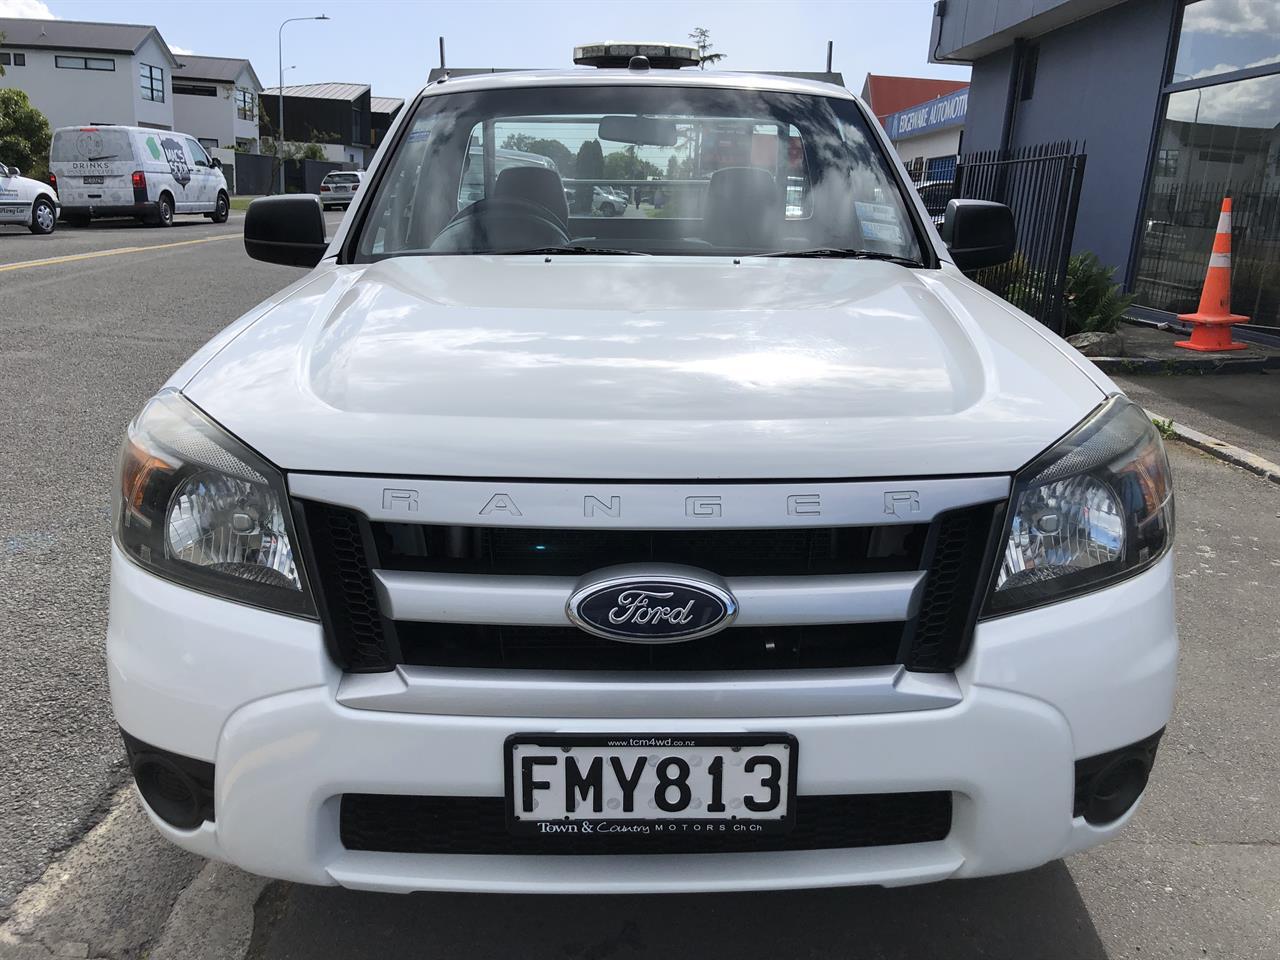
[210,157,222,169]
[942,199,1016,272]
[244,195,328,267]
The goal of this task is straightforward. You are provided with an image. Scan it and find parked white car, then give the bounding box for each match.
[50,125,229,227]
[0,162,59,234]
[319,170,365,210]
[109,52,1177,896]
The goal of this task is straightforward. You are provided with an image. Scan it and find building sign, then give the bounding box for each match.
[886,88,969,141]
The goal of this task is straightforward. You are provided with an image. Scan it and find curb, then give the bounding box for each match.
[1093,355,1280,375]
[1146,409,1280,485]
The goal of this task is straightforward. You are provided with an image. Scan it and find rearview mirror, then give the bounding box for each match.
[941,200,1015,272]
[244,195,328,268]
[598,115,678,147]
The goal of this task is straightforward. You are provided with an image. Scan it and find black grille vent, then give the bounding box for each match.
[298,499,1002,675]
[902,503,1001,672]
[397,622,905,672]
[300,502,396,672]
[372,522,927,577]
[340,792,953,855]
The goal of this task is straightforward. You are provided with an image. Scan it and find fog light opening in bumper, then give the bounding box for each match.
[120,730,215,830]
[1074,729,1164,826]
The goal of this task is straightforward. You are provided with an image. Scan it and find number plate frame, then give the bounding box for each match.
[504,732,798,838]
[82,176,105,184]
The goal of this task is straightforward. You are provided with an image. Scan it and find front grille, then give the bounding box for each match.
[298,497,1002,675]
[372,523,927,577]
[339,792,953,855]
[397,622,905,671]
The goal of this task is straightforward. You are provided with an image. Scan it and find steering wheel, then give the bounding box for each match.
[430,197,569,253]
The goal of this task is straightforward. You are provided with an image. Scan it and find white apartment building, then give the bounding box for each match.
[172,55,263,153]
[0,18,178,130]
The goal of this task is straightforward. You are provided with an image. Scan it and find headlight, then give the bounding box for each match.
[115,390,315,618]
[984,396,1174,617]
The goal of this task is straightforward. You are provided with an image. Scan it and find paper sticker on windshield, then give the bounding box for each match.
[855,201,898,222]
[861,220,904,244]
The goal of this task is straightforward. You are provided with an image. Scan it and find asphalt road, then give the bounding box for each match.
[1,217,1277,959]
[0,209,342,913]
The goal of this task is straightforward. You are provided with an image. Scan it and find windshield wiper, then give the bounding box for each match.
[86,154,119,161]
[758,248,925,267]
[503,245,649,256]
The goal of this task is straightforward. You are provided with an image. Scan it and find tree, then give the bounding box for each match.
[501,133,575,177]
[689,27,725,69]
[573,139,604,214]
[0,89,52,181]
[602,145,661,182]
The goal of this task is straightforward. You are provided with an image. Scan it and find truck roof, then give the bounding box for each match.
[417,68,857,102]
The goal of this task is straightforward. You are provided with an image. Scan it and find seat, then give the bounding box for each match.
[494,167,569,230]
[702,167,783,250]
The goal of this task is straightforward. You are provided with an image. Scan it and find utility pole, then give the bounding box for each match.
[277,14,330,194]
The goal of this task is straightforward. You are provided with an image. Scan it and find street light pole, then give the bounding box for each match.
[277,14,329,194]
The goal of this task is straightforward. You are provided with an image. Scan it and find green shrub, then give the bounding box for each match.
[1063,252,1135,336]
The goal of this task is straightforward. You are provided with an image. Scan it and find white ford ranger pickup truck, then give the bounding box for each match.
[108,50,1176,895]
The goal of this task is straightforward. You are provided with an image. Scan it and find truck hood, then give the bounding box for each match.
[183,257,1103,479]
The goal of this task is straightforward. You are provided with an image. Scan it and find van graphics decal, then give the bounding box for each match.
[160,137,192,188]
[68,131,117,174]
[145,136,163,160]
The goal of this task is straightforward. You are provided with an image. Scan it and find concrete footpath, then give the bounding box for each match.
[1113,371,1280,468]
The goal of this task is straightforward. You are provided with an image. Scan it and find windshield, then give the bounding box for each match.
[354,84,925,261]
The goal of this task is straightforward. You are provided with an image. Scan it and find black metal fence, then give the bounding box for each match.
[1134,179,1280,328]
[229,154,346,196]
[909,141,1088,332]
[955,141,1087,333]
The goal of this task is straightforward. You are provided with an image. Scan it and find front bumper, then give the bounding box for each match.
[107,543,1177,893]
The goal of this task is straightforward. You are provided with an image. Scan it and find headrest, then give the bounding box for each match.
[702,167,783,249]
[494,166,569,228]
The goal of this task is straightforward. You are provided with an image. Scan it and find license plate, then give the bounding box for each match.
[335,185,349,192]
[505,733,797,838]
[82,176,104,184]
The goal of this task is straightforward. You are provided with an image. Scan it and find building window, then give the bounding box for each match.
[140,63,165,102]
[198,137,219,152]
[14,53,24,66]
[174,82,217,97]
[1154,148,1180,177]
[55,55,115,71]
[235,88,256,122]
[1134,71,1280,326]
[0,53,9,66]
[1172,0,1280,84]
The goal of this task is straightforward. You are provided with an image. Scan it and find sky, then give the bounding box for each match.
[0,0,969,102]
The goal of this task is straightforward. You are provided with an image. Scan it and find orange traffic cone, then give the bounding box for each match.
[1175,196,1248,352]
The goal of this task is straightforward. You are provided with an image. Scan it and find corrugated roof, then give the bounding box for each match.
[370,96,404,115]
[0,17,175,63]
[860,74,970,121]
[173,54,261,89]
[261,82,370,101]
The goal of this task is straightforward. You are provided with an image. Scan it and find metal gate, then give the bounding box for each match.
[952,140,1088,334]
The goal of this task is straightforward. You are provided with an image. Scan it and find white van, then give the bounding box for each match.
[50,126,230,227]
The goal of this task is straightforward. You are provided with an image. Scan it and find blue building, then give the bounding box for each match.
[930,0,1280,328]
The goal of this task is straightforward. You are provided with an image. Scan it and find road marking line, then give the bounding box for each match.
[0,234,239,273]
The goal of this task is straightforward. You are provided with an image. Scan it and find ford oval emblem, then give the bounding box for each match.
[567,566,738,643]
